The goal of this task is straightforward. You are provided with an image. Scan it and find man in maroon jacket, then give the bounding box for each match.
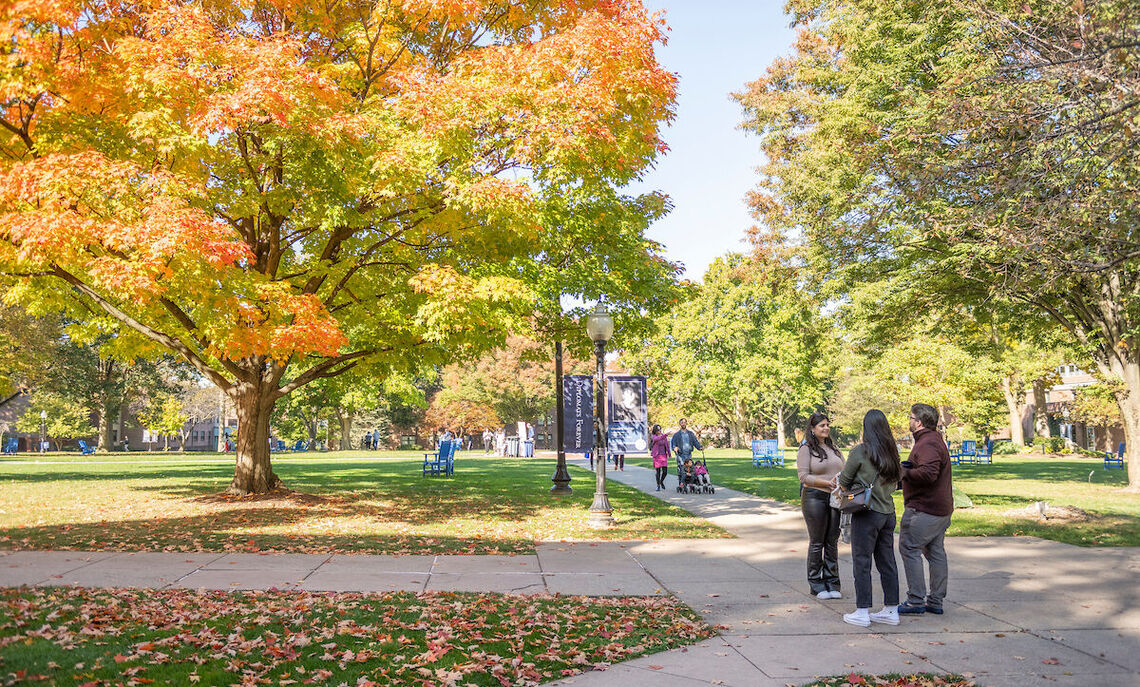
[898,403,954,615]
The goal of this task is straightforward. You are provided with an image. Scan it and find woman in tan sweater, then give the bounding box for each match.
[797,412,845,599]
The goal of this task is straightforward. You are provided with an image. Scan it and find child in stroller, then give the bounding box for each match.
[677,458,697,493]
[694,459,714,493]
[677,456,715,494]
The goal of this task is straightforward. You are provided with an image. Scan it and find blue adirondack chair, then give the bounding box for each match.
[957,440,977,465]
[77,440,95,455]
[1105,442,1125,470]
[2,437,16,454]
[752,439,781,468]
[423,439,456,477]
[751,439,766,467]
[291,439,306,452]
[768,440,785,467]
[973,438,993,465]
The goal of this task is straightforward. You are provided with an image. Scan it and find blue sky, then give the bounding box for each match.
[629,1,797,282]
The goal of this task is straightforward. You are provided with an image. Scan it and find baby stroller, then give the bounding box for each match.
[676,453,715,494]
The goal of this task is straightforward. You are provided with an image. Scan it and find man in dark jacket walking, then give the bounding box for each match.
[670,418,702,472]
[898,403,954,615]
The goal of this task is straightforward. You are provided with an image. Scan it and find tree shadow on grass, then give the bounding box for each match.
[951,460,1130,486]
[1,459,727,547]
[0,510,537,555]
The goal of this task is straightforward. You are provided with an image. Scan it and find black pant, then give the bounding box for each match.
[655,466,667,488]
[850,509,899,609]
[801,488,841,594]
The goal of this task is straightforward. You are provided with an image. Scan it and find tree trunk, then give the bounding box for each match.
[228,383,281,495]
[1001,374,1025,446]
[1109,359,1140,490]
[775,404,788,448]
[96,403,114,452]
[1033,379,1050,438]
[337,409,353,450]
[164,434,170,451]
[729,399,747,449]
[95,358,117,452]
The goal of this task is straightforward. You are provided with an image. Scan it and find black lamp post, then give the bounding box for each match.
[39,409,46,454]
[551,339,572,494]
[585,304,615,528]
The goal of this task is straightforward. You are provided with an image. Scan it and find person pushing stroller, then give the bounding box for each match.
[671,419,702,485]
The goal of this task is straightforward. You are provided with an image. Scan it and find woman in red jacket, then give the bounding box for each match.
[650,424,670,491]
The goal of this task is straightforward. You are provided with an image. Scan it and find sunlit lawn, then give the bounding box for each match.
[700,448,1139,546]
[0,452,729,555]
[0,586,713,686]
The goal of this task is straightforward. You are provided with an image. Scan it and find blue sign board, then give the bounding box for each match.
[607,376,649,454]
[561,375,594,452]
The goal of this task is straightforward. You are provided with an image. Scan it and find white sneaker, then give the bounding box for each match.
[843,609,870,627]
[827,590,842,599]
[869,606,899,625]
[817,590,831,599]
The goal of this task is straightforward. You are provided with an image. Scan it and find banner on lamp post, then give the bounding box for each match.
[606,376,649,454]
[561,375,594,452]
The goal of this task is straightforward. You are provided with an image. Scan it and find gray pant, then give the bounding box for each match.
[899,507,951,609]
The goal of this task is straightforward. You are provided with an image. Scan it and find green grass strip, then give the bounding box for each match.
[0,586,714,686]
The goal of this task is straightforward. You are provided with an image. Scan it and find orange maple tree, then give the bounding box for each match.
[0,0,676,493]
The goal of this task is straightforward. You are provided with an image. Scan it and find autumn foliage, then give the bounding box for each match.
[0,0,676,492]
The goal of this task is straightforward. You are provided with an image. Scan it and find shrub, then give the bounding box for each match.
[992,441,1019,455]
[1032,436,1066,453]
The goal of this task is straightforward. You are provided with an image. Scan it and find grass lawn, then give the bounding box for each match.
[0,586,713,686]
[0,452,729,555]
[699,448,1139,547]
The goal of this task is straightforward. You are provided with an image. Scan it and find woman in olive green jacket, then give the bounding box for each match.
[837,409,902,627]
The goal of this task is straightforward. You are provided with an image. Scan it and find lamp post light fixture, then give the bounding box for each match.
[39,409,46,454]
[585,303,615,529]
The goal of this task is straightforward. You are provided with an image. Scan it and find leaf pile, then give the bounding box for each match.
[800,674,975,687]
[0,586,713,686]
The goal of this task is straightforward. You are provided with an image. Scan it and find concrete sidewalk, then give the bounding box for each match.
[2,457,1138,686]
[550,457,1140,687]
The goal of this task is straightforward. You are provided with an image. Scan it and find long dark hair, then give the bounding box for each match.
[861,409,901,482]
[804,412,838,462]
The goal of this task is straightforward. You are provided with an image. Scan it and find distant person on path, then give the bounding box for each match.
[371,428,379,450]
[671,418,702,474]
[650,424,670,491]
[483,429,494,455]
[797,412,845,600]
[838,409,902,628]
[438,427,452,448]
[362,432,372,450]
[898,403,954,616]
[611,452,624,471]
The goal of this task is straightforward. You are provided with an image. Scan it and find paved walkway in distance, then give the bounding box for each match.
[2,457,1138,686]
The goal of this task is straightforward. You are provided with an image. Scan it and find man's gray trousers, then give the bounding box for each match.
[899,506,951,609]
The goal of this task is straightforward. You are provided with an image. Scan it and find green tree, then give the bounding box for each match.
[17,394,92,451]
[138,393,188,451]
[1072,383,1124,431]
[623,254,834,448]
[738,0,1140,486]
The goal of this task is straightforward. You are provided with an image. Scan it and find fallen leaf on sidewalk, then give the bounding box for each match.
[647,665,663,670]
[1042,658,1061,665]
